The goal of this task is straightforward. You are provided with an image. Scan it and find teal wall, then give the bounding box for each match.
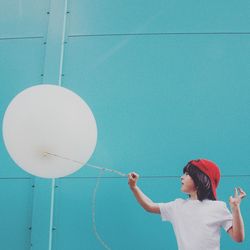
[0,0,249,249]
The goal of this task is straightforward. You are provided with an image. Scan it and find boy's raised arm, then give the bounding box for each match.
[128,172,160,214]
[228,187,247,242]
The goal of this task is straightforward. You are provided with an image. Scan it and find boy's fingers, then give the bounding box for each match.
[235,187,247,199]
[240,190,247,199]
[128,172,135,177]
[241,194,246,199]
[131,172,138,178]
[238,187,246,194]
[127,172,139,180]
[234,188,238,197]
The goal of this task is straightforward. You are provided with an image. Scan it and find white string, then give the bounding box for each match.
[43,151,127,250]
[92,169,112,250]
[43,152,128,177]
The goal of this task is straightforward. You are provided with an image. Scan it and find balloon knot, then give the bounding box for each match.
[42,152,49,157]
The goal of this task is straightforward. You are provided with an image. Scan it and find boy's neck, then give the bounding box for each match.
[189,191,198,200]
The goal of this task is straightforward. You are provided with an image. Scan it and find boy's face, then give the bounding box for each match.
[180,172,197,194]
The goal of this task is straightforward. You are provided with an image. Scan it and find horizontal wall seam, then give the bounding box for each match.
[61,175,250,179]
[0,36,44,41]
[0,177,32,180]
[69,32,250,38]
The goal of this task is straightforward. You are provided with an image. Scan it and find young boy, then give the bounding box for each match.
[128,159,246,250]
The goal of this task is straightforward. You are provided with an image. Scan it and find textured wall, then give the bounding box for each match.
[0,0,249,249]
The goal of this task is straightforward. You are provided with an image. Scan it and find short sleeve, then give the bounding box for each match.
[219,202,233,232]
[158,200,176,222]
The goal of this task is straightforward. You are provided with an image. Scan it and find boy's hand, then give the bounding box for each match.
[229,187,247,209]
[128,172,139,189]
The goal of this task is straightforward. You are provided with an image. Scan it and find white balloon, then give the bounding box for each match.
[2,84,97,178]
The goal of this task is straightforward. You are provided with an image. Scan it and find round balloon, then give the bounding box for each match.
[2,84,97,178]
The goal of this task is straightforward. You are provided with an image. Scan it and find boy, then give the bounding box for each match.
[128,159,246,250]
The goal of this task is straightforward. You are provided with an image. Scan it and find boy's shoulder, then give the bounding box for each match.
[208,199,227,205]
[202,200,230,211]
[163,198,229,207]
[213,200,229,208]
[172,198,187,204]
[174,198,228,206]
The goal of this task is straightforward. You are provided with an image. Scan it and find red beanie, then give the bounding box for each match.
[189,159,220,200]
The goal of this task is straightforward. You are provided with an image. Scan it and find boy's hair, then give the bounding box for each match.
[183,162,216,201]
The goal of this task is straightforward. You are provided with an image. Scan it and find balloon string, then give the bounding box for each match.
[92,169,112,250]
[44,151,123,250]
[43,152,128,177]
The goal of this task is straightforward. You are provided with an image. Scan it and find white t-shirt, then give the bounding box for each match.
[158,198,233,250]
